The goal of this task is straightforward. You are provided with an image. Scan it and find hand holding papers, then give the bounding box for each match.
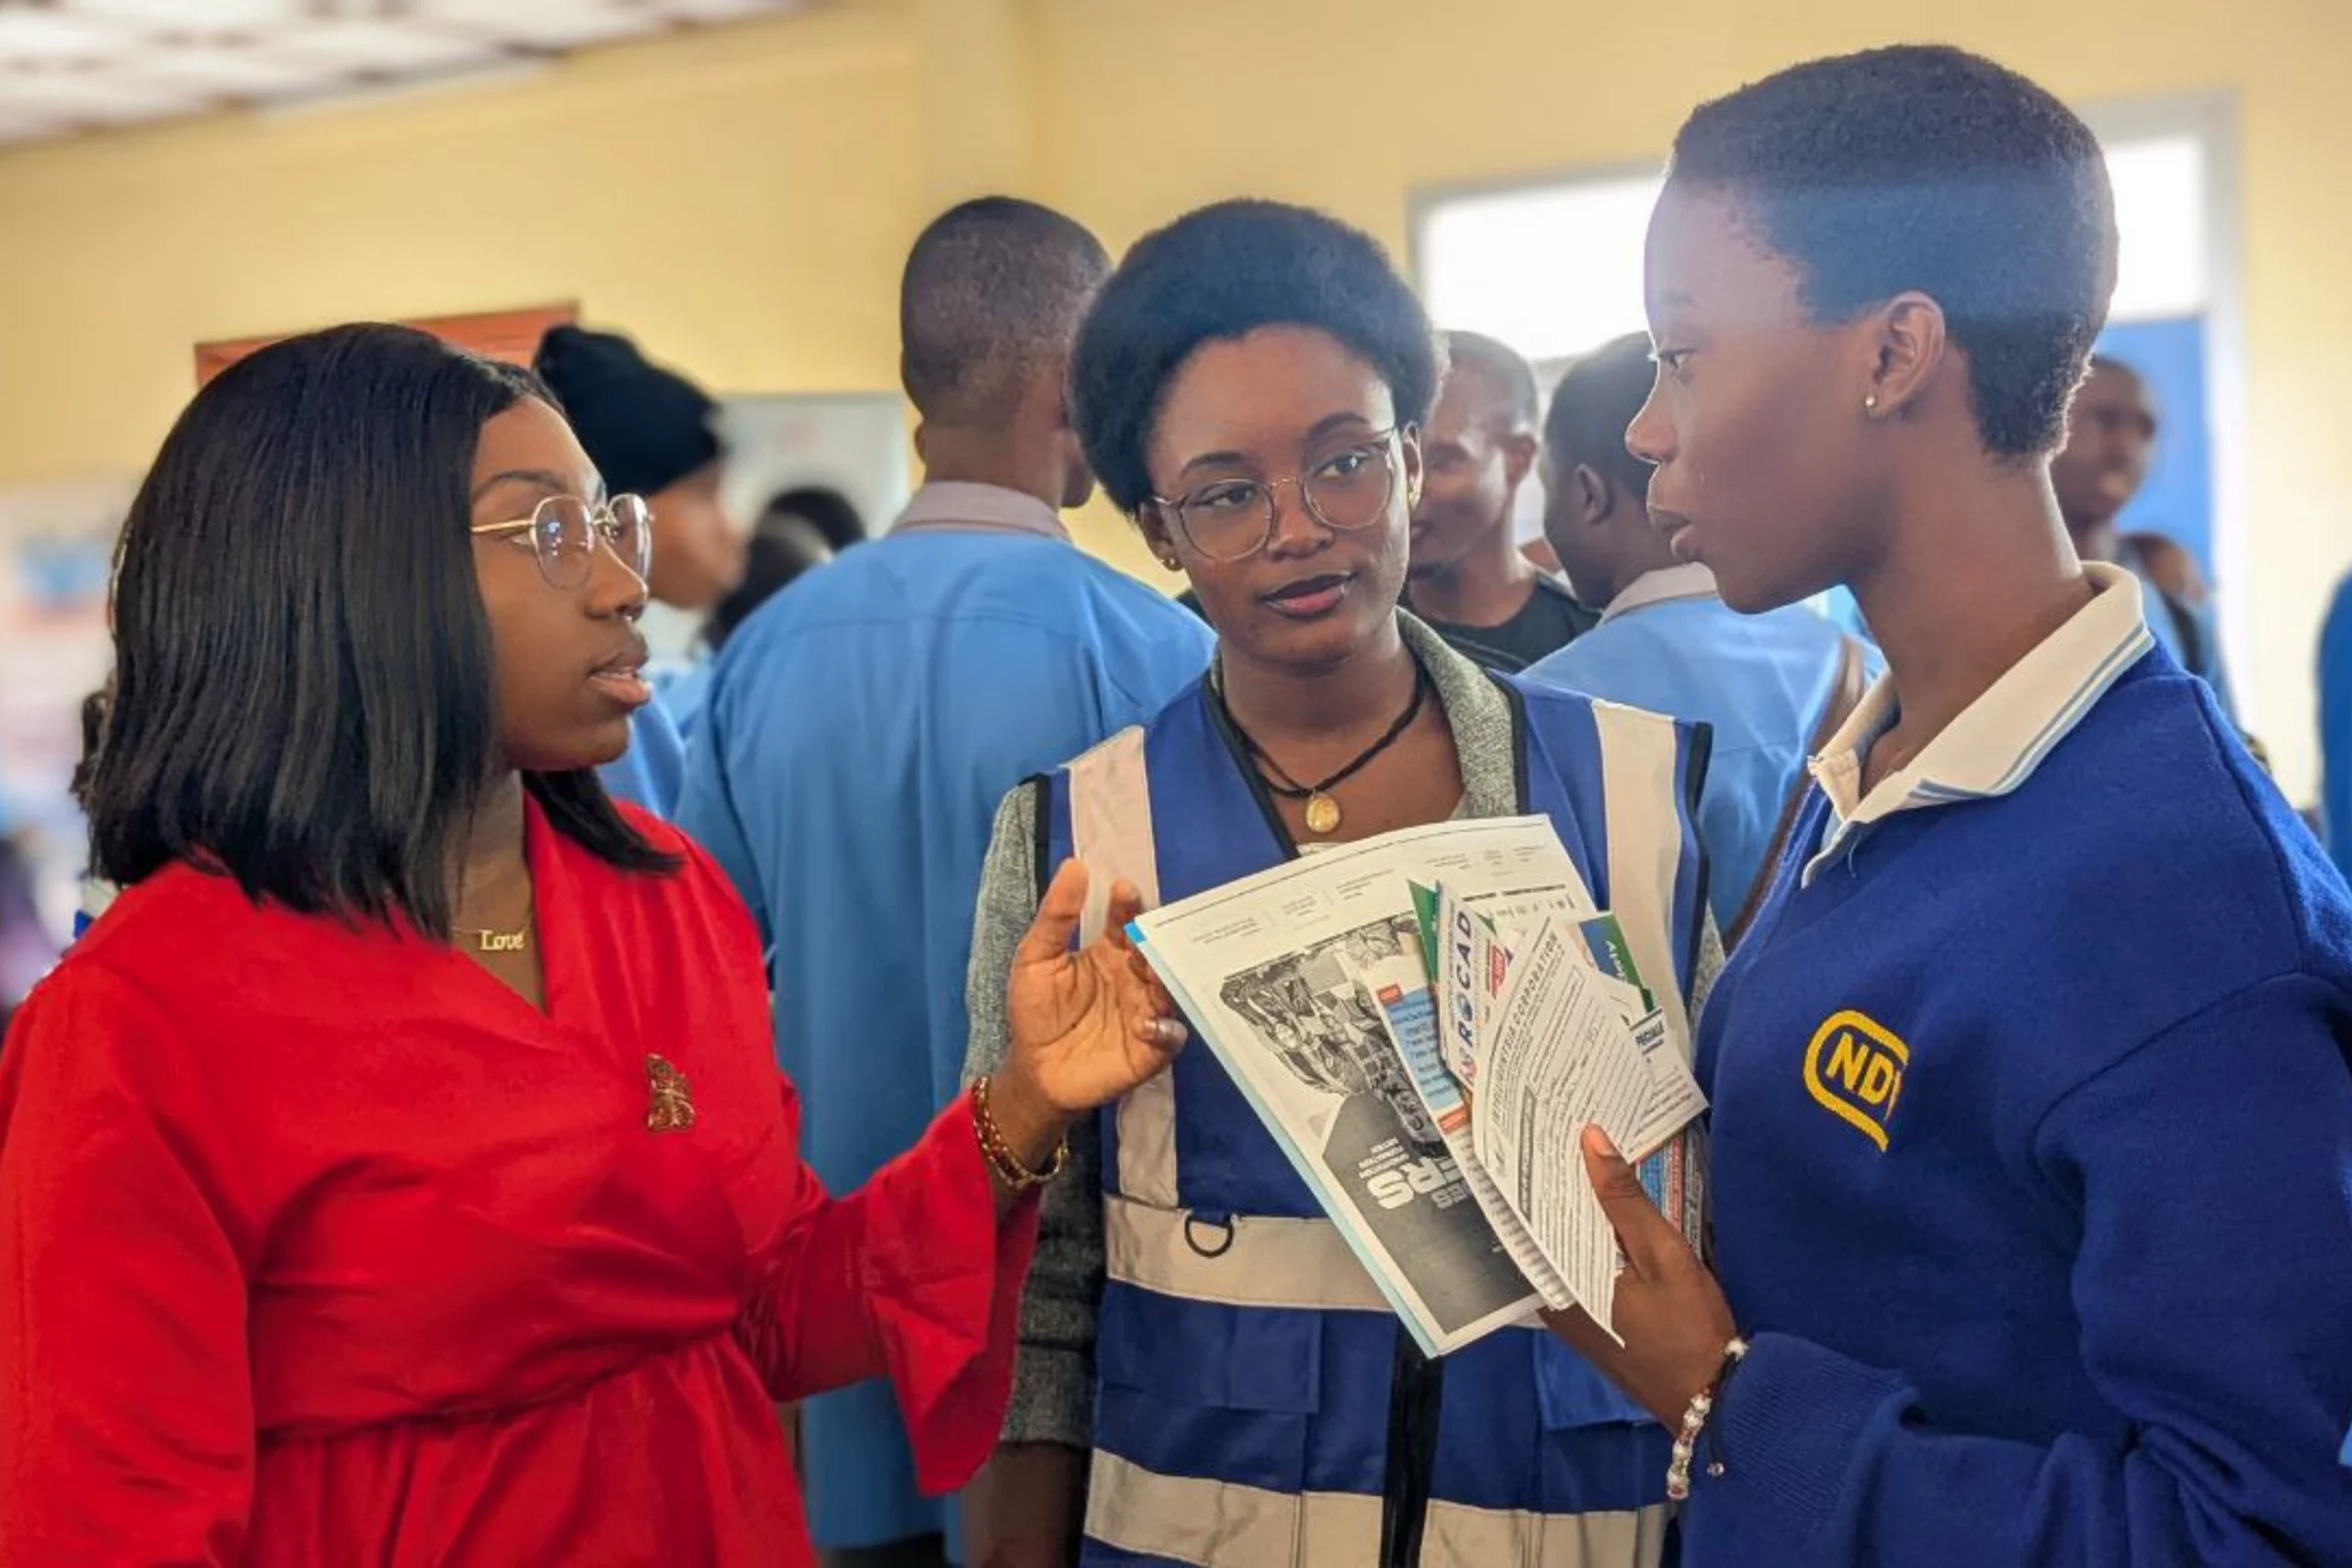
[1128,817,1707,1356]
[1002,862,1189,1126]
[1540,1128,1740,1429]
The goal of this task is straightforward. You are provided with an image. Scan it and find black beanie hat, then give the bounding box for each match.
[532,324,720,497]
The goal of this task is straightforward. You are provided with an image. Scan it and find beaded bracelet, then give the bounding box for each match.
[972,1074,1069,1192]
[1667,1335,1750,1501]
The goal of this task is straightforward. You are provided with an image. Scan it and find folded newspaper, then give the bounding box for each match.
[1127,816,1707,1358]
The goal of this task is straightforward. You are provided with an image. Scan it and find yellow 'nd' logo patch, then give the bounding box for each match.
[1803,1010,1909,1152]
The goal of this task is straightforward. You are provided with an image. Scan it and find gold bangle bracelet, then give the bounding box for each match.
[972,1074,1069,1191]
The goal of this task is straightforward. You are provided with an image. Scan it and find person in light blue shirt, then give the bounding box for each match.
[598,698,685,816]
[676,197,1211,1568]
[1523,333,1875,941]
[658,486,861,741]
[2052,354,2243,728]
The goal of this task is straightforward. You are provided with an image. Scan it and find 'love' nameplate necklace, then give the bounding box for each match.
[463,923,530,954]
[1220,659,1430,837]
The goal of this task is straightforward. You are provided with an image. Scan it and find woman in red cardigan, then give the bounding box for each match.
[0,323,1182,1567]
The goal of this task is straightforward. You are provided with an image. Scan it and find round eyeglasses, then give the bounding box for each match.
[1148,429,1401,564]
[470,493,652,590]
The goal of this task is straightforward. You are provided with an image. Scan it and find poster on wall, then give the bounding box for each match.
[713,390,911,544]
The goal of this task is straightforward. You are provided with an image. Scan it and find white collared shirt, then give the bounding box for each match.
[888,481,1069,543]
[1600,562,1723,625]
[1802,562,2155,885]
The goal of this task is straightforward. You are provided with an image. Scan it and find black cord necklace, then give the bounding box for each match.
[1218,659,1430,836]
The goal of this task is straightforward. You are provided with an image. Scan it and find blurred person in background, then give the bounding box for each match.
[1399,330,1598,669]
[658,485,865,739]
[535,322,750,815]
[0,802,56,1035]
[0,321,1183,1564]
[677,197,1210,1568]
[535,322,748,614]
[2051,354,2241,723]
[66,687,134,944]
[1524,333,1875,943]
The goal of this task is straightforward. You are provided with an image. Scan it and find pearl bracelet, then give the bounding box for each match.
[1667,1335,1750,1501]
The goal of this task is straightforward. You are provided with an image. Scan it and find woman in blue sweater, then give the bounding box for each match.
[1539,45,2352,1564]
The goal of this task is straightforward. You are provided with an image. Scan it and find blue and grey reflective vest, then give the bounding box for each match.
[1039,670,1711,1568]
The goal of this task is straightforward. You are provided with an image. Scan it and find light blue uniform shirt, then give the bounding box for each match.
[675,482,1213,1555]
[652,658,715,743]
[1523,564,1876,930]
[597,696,687,817]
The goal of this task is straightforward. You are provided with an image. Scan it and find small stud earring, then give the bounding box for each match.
[1864,394,1881,414]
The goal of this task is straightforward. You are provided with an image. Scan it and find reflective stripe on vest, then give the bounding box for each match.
[1086,1450,1669,1568]
[1102,1190,1390,1314]
[1067,726,1179,1210]
[1590,698,1697,1051]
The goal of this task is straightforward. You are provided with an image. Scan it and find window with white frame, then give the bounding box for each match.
[1416,131,2215,358]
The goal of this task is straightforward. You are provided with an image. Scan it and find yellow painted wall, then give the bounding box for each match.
[3,0,2347,785]
[0,6,923,481]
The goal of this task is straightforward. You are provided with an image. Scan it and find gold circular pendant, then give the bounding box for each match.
[1303,792,1342,835]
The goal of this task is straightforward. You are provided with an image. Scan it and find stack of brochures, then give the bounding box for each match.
[1128,816,1708,1358]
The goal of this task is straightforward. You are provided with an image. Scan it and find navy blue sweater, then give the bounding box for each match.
[1690,650,2352,1563]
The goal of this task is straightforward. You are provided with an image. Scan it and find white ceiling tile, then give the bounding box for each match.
[414,0,657,51]
[0,12,136,67]
[245,20,503,74]
[65,0,302,30]
[96,47,332,97]
[0,0,803,147]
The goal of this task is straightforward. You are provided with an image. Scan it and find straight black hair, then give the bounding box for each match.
[85,322,676,940]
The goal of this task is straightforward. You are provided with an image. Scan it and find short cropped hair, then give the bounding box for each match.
[1073,199,1442,513]
[899,197,1110,424]
[1442,330,1540,429]
[1544,333,1657,498]
[85,323,673,938]
[1669,44,2116,457]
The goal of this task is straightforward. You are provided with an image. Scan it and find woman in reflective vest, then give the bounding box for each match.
[962,199,1715,1568]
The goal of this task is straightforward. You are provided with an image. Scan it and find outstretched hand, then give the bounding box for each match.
[1542,1127,1737,1426]
[1002,860,1186,1119]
